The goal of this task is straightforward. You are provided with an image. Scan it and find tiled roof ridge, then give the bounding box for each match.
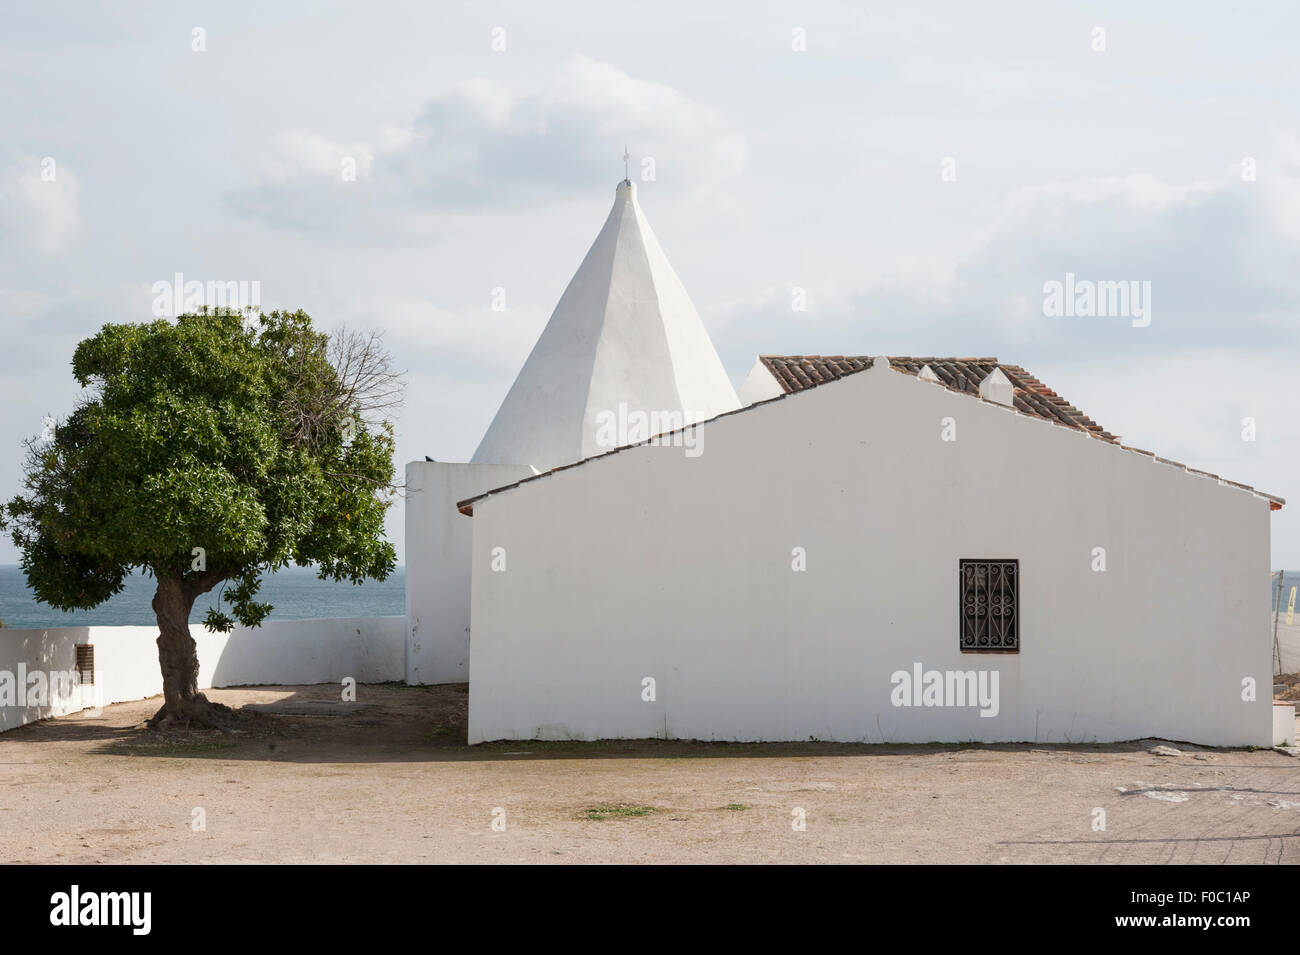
[759,355,1119,442]
[457,354,1284,513]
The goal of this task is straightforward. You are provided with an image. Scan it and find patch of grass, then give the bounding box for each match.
[582,804,655,821]
[481,739,593,753]
[722,803,748,811]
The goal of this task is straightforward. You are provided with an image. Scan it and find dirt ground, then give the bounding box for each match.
[1,682,1298,864]
[1275,671,1300,702]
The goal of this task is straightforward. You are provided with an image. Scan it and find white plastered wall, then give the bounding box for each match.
[404,460,534,684]
[467,362,1274,746]
[471,181,739,471]
[737,358,784,405]
[0,616,404,733]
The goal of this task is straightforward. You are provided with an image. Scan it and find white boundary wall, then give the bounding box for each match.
[404,461,533,685]
[467,362,1275,746]
[0,616,403,733]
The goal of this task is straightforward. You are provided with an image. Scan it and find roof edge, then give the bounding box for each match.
[458,357,1285,514]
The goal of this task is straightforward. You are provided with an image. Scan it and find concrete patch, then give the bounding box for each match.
[1116,782,1191,803]
[1143,790,1190,803]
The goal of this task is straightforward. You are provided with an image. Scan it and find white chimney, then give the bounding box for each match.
[918,364,940,383]
[978,367,1015,407]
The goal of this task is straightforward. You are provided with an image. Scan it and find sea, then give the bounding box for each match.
[1272,571,1300,618]
[0,565,404,629]
[1,565,1297,630]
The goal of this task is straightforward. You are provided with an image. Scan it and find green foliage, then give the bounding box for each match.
[581,805,656,820]
[7,310,398,628]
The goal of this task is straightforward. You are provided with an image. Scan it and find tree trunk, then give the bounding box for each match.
[146,574,235,729]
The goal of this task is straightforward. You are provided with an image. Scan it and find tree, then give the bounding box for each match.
[5,310,402,729]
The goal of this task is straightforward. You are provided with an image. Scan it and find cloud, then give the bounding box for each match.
[265,129,377,182]
[1035,349,1300,470]
[1033,348,1298,551]
[0,154,82,253]
[225,56,748,236]
[709,165,1300,372]
[398,56,748,205]
[1258,129,1300,242]
[380,298,550,380]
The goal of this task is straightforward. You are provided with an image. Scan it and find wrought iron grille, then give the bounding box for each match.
[959,560,1018,651]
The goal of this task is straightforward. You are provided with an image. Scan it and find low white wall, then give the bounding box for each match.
[404,460,534,685]
[201,616,404,687]
[1273,703,1296,746]
[0,616,403,733]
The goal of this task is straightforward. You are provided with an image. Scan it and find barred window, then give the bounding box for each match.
[959,560,1018,652]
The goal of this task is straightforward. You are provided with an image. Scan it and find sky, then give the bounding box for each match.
[1,0,1298,567]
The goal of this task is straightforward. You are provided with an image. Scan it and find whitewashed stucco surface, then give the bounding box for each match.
[467,360,1274,746]
[472,180,739,471]
[0,616,403,733]
[404,460,534,685]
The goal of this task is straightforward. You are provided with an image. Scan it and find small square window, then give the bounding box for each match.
[959,560,1018,652]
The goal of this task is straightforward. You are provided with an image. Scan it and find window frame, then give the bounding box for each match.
[958,559,1020,653]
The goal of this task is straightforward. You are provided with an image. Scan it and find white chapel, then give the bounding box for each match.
[407,178,1282,748]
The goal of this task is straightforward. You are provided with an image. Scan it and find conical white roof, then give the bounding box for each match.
[472,180,740,470]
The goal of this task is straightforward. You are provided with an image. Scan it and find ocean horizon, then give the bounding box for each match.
[0,564,405,629]
[2,564,1297,631]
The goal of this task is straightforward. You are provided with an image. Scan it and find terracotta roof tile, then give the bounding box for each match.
[759,355,1120,442]
[457,354,1284,513]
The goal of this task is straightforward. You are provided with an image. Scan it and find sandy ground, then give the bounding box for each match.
[1,683,1298,864]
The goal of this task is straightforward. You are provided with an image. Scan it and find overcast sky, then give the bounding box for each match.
[2,1,1298,568]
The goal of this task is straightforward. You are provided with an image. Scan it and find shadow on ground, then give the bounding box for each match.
[0,683,1278,769]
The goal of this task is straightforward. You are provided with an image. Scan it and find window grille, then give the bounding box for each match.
[959,560,1018,651]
